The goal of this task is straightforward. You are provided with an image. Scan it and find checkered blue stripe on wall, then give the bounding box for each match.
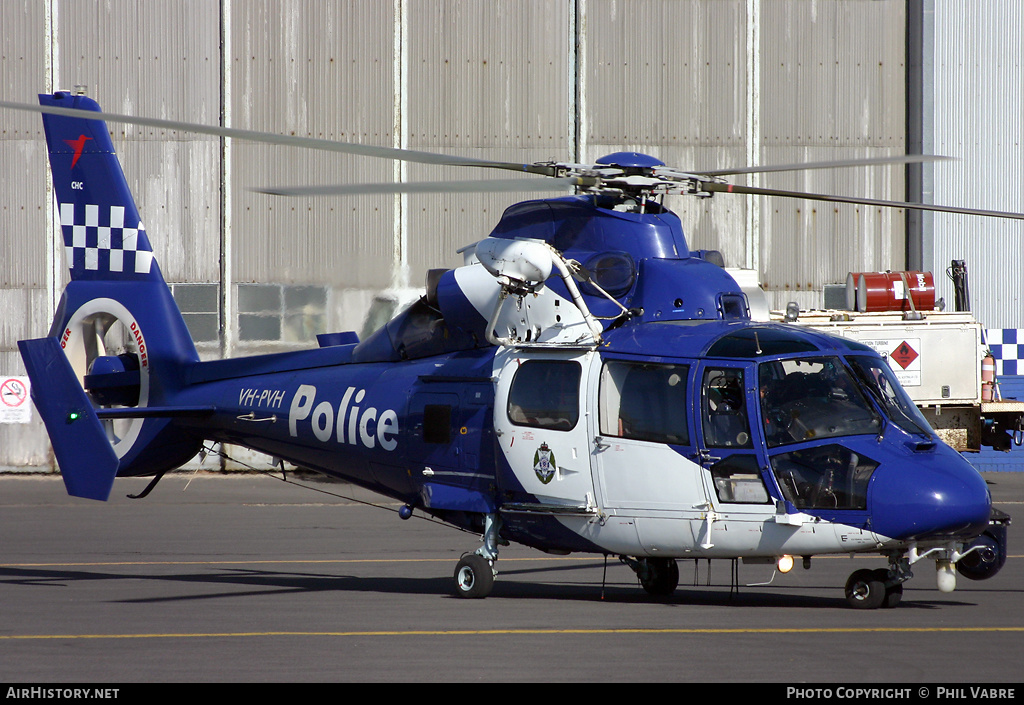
[986,329,1024,376]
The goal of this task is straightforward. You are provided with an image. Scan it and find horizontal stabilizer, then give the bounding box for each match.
[18,337,119,501]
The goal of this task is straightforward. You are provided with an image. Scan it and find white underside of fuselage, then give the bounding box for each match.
[550,511,895,560]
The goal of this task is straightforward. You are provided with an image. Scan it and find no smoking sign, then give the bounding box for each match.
[1,376,32,423]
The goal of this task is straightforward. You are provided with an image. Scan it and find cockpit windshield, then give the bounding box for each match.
[758,356,882,447]
[846,355,935,438]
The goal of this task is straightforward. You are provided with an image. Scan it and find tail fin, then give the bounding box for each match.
[41,91,161,284]
[24,91,203,496]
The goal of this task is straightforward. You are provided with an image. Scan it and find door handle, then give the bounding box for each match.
[696,449,721,464]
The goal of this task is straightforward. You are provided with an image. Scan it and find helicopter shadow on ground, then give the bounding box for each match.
[0,560,822,607]
[0,560,1007,610]
[0,563,452,604]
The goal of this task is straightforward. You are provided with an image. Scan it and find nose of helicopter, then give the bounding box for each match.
[869,451,992,542]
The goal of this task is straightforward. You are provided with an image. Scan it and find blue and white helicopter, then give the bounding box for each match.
[8,90,1022,608]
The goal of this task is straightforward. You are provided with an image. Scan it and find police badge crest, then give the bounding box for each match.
[533,442,556,484]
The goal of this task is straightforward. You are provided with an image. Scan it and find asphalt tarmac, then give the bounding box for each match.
[1,470,1022,685]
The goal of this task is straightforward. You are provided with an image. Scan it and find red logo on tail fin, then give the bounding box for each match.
[63,134,92,169]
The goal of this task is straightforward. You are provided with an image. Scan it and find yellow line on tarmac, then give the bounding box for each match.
[3,626,1024,641]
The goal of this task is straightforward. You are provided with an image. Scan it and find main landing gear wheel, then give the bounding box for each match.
[454,554,495,599]
[639,558,680,597]
[845,568,901,609]
[882,582,903,608]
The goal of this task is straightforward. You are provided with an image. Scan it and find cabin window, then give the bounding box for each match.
[599,361,690,444]
[507,360,581,431]
[701,368,754,448]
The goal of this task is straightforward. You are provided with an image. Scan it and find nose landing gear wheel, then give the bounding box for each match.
[844,568,886,609]
[454,554,495,598]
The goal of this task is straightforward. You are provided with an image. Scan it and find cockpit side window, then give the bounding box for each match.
[758,357,882,447]
[702,367,754,449]
[507,360,581,431]
[599,360,690,444]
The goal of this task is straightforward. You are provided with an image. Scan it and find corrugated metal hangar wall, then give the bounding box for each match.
[930,1,1024,334]
[0,0,1019,470]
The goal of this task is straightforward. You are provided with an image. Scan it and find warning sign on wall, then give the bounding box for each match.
[0,377,32,423]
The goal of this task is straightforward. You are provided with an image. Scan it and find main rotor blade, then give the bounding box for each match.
[252,177,593,197]
[699,154,954,178]
[702,181,1024,220]
[0,99,556,175]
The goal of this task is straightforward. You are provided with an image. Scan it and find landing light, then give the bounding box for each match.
[777,555,795,573]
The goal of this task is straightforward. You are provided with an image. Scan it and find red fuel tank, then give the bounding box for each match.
[854,271,935,312]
